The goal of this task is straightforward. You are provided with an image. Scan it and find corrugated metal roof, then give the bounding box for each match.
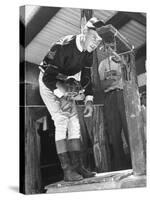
[93,9,117,22]
[25,7,81,64]
[25,42,48,65]
[25,7,146,65]
[20,5,40,26]
[119,20,146,48]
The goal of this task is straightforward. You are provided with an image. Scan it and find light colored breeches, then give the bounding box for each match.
[38,72,81,142]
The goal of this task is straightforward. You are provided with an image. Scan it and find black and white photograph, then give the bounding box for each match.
[19,4,146,195]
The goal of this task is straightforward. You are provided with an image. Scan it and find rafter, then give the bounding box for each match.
[124,12,146,26]
[106,11,146,31]
[25,6,61,47]
[106,11,131,29]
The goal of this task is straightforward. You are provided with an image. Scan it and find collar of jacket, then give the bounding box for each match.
[76,35,84,52]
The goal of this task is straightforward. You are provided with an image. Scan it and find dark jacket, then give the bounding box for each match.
[41,35,93,96]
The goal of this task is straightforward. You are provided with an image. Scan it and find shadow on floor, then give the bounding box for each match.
[9,186,19,193]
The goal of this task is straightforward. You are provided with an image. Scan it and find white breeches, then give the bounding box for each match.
[38,72,81,141]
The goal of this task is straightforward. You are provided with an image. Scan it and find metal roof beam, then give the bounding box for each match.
[106,11,131,29]
[124,12,146,26]
[25,6,61,47]
[106,11,146,30]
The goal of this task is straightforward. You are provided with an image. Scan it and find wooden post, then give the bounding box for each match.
[77,105,111,172]
[122,53,146,175]
[81,9,104,104]
[24,107,42,194]
[80,9,93,30]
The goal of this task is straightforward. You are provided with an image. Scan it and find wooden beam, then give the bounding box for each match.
[106,11,146,30]
[81,9,93,21]
[124,12,146,26]
[24,107,42,194]
[106,12,131,29]
[77,105,111,172]
[25,6,61,47]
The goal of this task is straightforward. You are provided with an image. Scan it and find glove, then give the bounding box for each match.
[56,78,84,100]
[59,96,74,113]
[65,78,85,100]
[65,78,82,93]
[71,93,85,101]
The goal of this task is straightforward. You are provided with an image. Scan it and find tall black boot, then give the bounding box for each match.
[58,152,83,181]
[69,151,96,178]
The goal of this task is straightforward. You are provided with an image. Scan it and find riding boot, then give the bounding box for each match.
[58,152,83,181]
[69,151,96,178]
[68,138,96,178]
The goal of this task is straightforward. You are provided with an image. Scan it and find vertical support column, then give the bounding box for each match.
[122,53,146,175]
[77,105,111,172]
[80,9,93,31]
[81,9,104,104]
[80,9,95,170]
[25,107,42,194]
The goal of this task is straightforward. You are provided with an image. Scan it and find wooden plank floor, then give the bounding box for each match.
[45,169,146,193]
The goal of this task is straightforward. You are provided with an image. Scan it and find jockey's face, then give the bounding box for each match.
[84,29,102,52]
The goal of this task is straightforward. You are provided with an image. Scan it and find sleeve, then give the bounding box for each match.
[42,44,64,91]
[81,52,93,100]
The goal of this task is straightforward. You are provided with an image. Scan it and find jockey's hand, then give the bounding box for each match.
[84,101,93,118]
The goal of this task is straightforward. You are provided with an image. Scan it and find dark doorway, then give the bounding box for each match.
[37,115,63,189]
